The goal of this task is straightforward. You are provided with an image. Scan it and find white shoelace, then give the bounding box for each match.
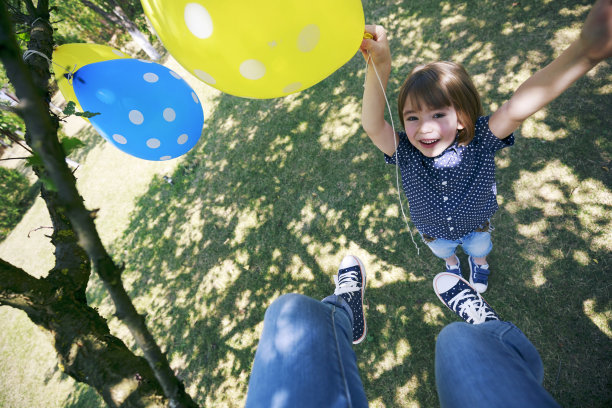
[447,289,496,324]
[333,272,360,302]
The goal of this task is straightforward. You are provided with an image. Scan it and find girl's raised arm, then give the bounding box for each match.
[361,25,399,156]
[489,0,612,139]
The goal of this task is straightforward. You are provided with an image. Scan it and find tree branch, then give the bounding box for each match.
[0,3,196,406]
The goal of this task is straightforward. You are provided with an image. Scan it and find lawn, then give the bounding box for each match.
[1,0,611,407]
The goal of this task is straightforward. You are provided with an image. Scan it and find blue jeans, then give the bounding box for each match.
[246,295,559,407]
[423,229,493,259]
[436,321,560,407]
[245,293,368,408]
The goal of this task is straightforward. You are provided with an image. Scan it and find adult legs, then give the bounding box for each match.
[435,321,560,408]
[245,293,368,408]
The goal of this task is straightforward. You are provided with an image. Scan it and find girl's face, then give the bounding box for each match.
[402,103,464,157]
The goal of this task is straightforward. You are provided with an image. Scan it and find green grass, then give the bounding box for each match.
[1,0,611,406]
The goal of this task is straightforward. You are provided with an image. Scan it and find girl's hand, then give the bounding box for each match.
[579,0,612,62]
[360,25,391,67]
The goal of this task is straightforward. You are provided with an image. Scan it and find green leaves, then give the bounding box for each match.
[60,136,85,156]
[62,101,100,118]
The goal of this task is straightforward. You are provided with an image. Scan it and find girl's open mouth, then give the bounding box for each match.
[419,139,439,148]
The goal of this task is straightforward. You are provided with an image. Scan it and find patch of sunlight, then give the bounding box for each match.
[0,197,54,277]
[385,204,399,218]
[498,55,533,94]
[288,201,317,236]
[283,91,304,113]
[171,352,188,371]
[460,42,494,66]
[559,5,591,17]
[297,121,308,132]
[507,161,578,217]
[265,135,293,167]
[441,1,467,13]
[517,219,548,242]
[496,155,511,169]
[522,253,553,288]
[502,22,525,35]
[175,199,205,257]
[440,14,466,27]
[207,351,250,406]
[287,254,315,281]
[231,208,262,246]
[372,339,412,380]
[376,304,387,313]
[583,299,612,338]
[351,152,371,164]
[521,111,568,141]
[77,142,179,246]
[572,250,590,266]
[570,179,612,251]
[195,259,242,315]
[422,302,445,326]
[320,99,361,151]
[394,375,420,407]
[550,25,581,54]
[596,83,612,94]
[110,377,139,406]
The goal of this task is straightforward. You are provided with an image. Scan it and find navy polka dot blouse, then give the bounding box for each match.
[385,116,514,240]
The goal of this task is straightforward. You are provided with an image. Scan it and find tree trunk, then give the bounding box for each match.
[80,0,161,60]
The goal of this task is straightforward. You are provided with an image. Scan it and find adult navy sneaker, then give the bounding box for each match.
[334,255,366,344]
[445,256,461,277]
[469,256,490,293]
[433,272,499,324]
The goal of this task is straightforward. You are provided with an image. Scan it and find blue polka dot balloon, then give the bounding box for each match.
[72,58,204,161]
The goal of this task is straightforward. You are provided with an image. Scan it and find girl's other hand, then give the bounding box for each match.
[360,24,391,67]
[580,0,612,62]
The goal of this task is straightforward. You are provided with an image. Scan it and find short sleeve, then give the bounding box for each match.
[474,116,514,153]
[384,131,412,165]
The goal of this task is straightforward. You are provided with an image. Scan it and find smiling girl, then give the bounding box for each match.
[360,0,612,292]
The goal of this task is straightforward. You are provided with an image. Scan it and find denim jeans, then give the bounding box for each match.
[245,293,368,408]
[423,229,493,259]
[436,321,560,408]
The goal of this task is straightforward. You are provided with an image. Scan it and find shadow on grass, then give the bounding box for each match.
[0,167,39,242]
[78,0,611,407]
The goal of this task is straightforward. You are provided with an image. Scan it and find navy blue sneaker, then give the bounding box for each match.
[445,256,461,277]
[334,255,366,344]
[468,256,490,293]
[433,272,499,324]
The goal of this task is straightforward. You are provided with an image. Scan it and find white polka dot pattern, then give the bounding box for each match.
[385,116,514,240]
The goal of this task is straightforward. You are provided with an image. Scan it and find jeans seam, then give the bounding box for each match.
[331,305,353,408]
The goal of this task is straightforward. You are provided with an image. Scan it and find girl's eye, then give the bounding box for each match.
[405,116,418,121]
[433,113,446,118]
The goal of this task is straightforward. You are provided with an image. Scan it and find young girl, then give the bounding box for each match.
[360,0,612,292]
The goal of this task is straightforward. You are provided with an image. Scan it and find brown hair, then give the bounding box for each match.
[397,61,483,146]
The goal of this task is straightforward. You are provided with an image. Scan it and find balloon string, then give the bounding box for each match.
[364,52,420,255]
[23,49,77,82]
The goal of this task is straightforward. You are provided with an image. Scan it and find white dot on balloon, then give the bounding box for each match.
[147,138,161,148]
[177,134,188,144]
[112,50,125,57]
[283,82,302,94]
[163,108,176,122]
[184,3,213,39]
[160,156,172,161]
[297,24,320,52]
[194,69,216,85]
[240,59,266,80]
[129,110,144,125]
[169,71,181,80]
[143,72,159,83]
[113,134,127,144]
[191,92,199,104]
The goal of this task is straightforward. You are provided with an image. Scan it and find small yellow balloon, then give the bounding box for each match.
[141,0,365,98]
[52,43,129,110]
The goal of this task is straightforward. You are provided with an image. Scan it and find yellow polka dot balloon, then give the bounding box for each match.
[141,0,365,99]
